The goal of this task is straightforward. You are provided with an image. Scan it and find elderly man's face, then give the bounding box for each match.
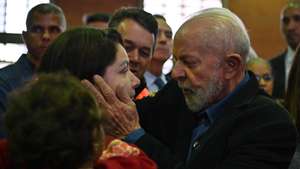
[172,29,225,112]
[116,19,155,79]
[281,7,300,50]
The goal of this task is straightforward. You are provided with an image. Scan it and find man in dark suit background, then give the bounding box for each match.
[83,8,298,169]
[144,15,173,93]
[271,0,300,99]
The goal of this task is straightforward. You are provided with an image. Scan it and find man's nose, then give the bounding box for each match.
[287,19,297,31]
[42,30,51,40]
[158,33,167,44]
[129,49,139,62]
[171,61,185,81]
[130,71,140,89]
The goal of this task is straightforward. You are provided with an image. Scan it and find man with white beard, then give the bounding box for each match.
[83,8,298,169]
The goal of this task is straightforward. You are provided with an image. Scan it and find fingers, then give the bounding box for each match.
[93,75,117,104]
[81,79,106,107]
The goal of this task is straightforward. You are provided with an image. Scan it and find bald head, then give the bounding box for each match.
[175,8,250,62]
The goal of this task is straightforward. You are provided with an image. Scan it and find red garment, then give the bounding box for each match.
[96,139,156,169]
[0,139,11,169]
[135,88,150,100]
[95,151,156,169]
[0,139,157,169]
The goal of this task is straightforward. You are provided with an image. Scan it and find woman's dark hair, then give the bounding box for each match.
[285,47,300,132]
[5,72,102,169]
[38,27,123,81]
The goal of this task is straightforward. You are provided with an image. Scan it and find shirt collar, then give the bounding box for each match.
[197,72,250,124]
[144,71,167,84]
[286,46,295,65]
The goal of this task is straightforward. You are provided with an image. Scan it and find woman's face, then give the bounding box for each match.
[103,44,140,99]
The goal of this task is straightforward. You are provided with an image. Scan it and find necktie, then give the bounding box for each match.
[154,77,165,90]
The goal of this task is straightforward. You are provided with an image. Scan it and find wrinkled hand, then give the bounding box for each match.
[81,75,141,138]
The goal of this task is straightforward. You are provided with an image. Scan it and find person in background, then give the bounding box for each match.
[270,0,300,99]
[144,14,173,93]
[108,7,158,99]
[285,45,300,169]
[83,12,111,29]
[83,8,298,169]
[247,57,273,96]
[0,3,67,136]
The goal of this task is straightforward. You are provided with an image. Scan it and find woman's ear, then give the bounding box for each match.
[223,53,243,79]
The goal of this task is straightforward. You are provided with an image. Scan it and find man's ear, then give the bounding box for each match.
[223,53,243,79]
[22,31,28,46]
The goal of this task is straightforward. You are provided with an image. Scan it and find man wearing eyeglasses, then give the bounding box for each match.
[271,0,300,99]
[0,3,66,137]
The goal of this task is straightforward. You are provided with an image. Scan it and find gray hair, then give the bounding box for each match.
[246,46,258,61]
[177,8,250,62]
[26,3,67,31]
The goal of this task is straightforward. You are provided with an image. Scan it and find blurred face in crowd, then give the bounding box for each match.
[22,12,65,66]
[103,44,140,99]
[172,24,226,112]
[153,18,173,63]
[247,61,273,95]
[116,19,155,79]
[281,6,300,50]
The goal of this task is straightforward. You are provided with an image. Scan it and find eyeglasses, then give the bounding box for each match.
[255,74,273,82]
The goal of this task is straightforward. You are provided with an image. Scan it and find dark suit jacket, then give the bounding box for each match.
[270,51,287,99]
[136,72,297,169]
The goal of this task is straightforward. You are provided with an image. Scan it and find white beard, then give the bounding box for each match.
[179,73,224,112]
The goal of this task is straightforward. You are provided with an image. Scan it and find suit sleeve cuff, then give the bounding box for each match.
[124,128,145,144]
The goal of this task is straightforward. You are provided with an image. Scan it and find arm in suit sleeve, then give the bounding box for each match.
[134,80,190,169]
[216,118,297,169]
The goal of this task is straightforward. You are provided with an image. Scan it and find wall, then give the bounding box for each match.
[227,0,287,59]
[53,0,287,60]
[53,0,142,29]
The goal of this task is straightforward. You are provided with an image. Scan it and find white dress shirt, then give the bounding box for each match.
[285,47,295,90]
